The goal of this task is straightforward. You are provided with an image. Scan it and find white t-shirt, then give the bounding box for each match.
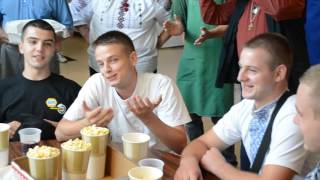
[64,73,191,151]
[70,0,169,72]
[213,95,307,173]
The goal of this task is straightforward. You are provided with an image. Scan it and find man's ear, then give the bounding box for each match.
[129,51,137,66]
[18,42,24,54]
[274,64,287,82]
[55,37,62,52]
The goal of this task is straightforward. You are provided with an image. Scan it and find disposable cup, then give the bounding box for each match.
[128,166,163,180]
[81,126,109,180]
[138,158,164,171]
[27,146,60,180]
[0,123,10,167]
[18,128,41,155]
[122,133,150,160]
[61,139,92,180]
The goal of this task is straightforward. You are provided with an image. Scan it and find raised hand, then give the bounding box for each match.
[83,101,113,127]
[194,27,210,46]
[174,157,203,180]
[163,15,184,36]
[194,25,228,46]
[126,96,162,122]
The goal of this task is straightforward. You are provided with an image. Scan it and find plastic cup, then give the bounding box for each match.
[122,133,150,161]
[80,127,109,180]
[27,146,60,180]
[18,128,41,155]
[61,140,92,180]
[138,158,165,171]
[0,123,10,167]
[128,166,163,180]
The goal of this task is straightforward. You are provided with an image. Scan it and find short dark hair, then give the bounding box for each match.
[93,31,135,54]
[21,19,56,40]
[244,33,293,78]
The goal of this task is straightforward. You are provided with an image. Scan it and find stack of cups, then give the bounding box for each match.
[61,138,92,180]
[122,132,150,161]
[0,123,10,167]
[81,125,109,180]
[27,146,60,180]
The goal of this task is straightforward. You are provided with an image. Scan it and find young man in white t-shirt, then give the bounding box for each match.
[55,31,191,153]
[174,33,308,180]
[293,65,320,180]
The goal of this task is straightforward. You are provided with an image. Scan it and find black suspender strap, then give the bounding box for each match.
[250,91,293,173]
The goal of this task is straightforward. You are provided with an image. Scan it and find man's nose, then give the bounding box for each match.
[35,42,44,51]
[237,69,247,82]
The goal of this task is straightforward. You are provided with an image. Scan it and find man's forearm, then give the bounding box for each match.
[157,30,171,48]
[199,0,236,25]
[206,160,259,180]
[55,118,91,141]
[256,0,305,21]
[142,114,187,154]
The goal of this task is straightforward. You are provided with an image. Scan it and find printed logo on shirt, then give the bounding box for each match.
[46,98,57,108]
[57,104,67,114]
[45,98,67,115]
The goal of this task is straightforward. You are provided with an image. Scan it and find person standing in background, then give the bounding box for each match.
[199,0,309,93]
[69,0,171,75]
[305,0,320,65]
[163,0,236,165]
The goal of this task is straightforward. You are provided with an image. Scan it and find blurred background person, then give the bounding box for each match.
[69,0,171,75]
[163,0,236,165]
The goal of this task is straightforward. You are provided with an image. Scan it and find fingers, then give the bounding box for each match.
[194,27,209,46]
[89,108,113,127]
[8,121,21,138]
[86,106,102,120]
[153,96,162,106]
[44,119,58,127]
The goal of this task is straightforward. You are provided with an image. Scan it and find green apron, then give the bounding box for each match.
[172,0,234,117]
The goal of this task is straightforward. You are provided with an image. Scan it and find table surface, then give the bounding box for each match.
[9,140,218,180]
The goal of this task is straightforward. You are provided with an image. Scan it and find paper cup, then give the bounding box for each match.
[18,128,41,155]
[27,147,60,180]
[128,166,163,180]
[81,127,109,179]
[0,123,10,167]
[61,141,91,180]
[138,158,164,171]
[122,133,150,160]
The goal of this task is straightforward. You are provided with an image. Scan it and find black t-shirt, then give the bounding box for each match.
[0,74,81,141]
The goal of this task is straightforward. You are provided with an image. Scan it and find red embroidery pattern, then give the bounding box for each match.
[117,0,129,29]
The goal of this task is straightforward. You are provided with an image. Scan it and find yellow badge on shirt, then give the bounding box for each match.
[46,98,57,108]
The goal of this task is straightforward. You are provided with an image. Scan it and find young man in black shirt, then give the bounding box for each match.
[0,19,80,141]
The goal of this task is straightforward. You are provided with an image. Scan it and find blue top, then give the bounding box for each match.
[0,0,73,28]
[305,0,320,65]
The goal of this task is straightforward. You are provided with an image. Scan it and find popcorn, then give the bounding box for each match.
[81,125,109,136]
[27,145,60,159]
[62,138,91,151]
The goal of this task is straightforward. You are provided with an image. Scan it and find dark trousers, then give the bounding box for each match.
[186,113,238,166]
